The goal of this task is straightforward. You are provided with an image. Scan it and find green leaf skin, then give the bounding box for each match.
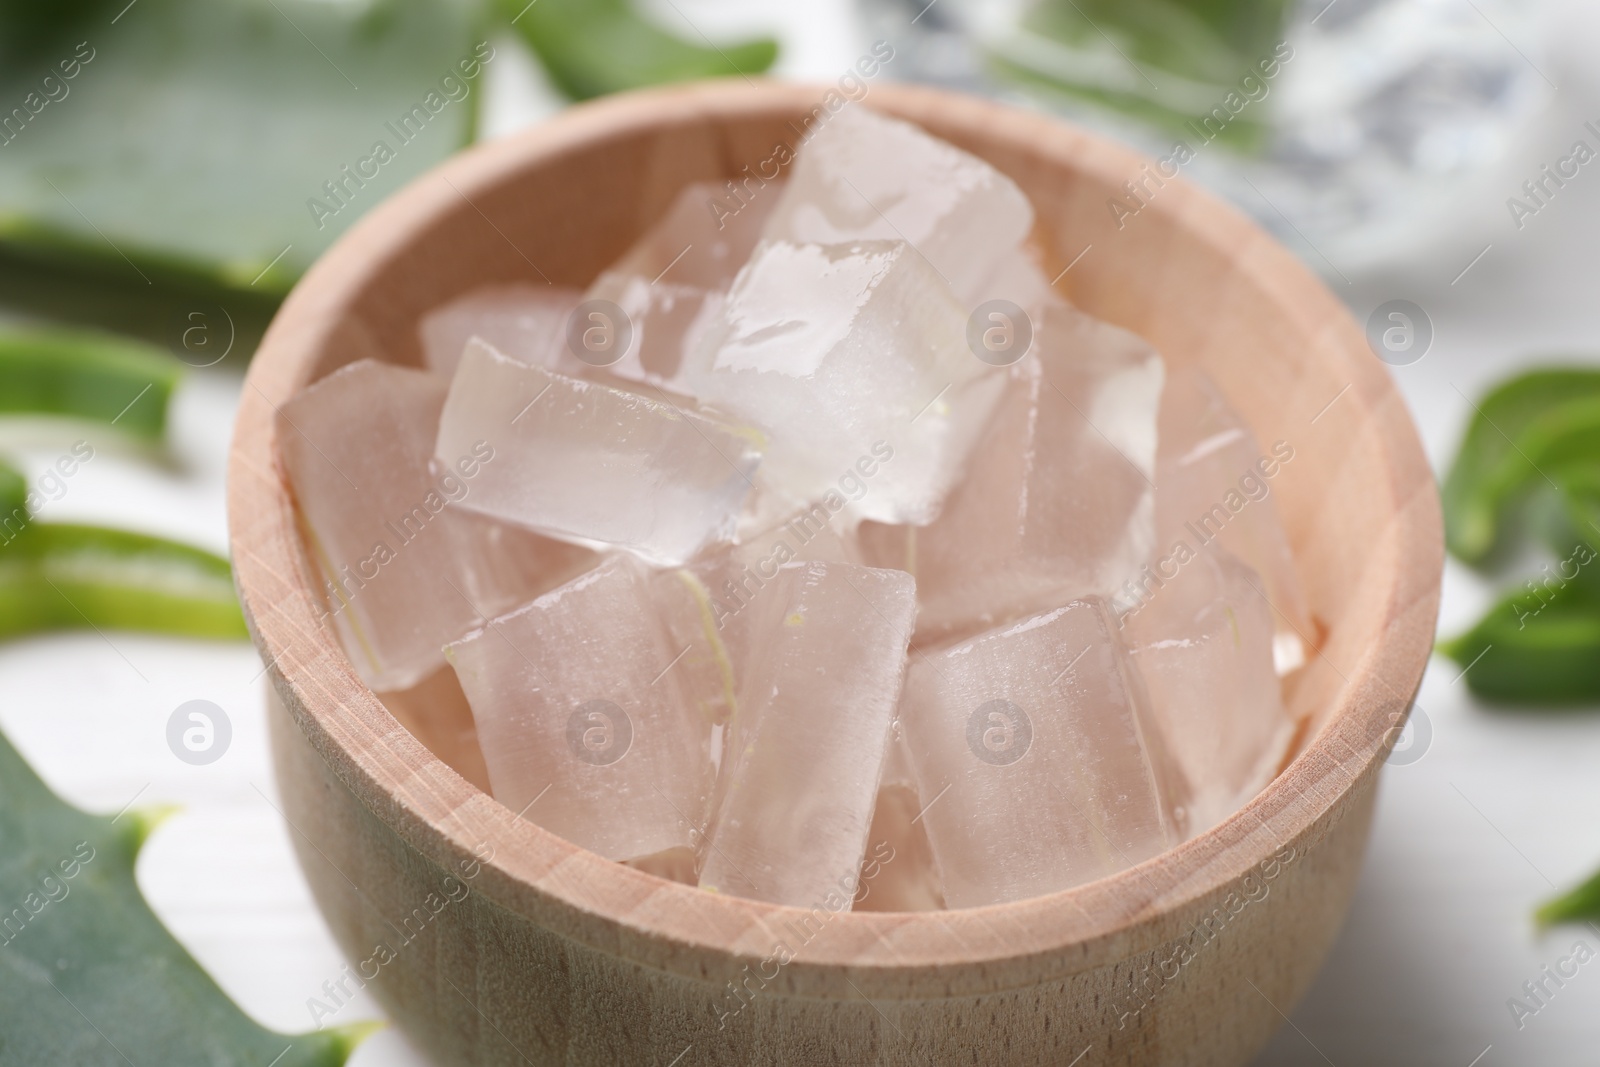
[1538,864,1600,927]
[0,236,282,358]
[0,457,23,522]
[1507,398,1600,479]
[1523,467,1600,598]
[0,724,363,1066]
[985,0,1294,154]
[1558,467,1600,544]
[0,328,181,441]
[1438,577,1600,705]
[0,523,248,641]
[1442,367,1600,566]
[0,0,484,307]
[0,0,112,68]
[501,0,778,101]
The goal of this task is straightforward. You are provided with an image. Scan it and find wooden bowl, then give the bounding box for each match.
[229,81,1441,1066]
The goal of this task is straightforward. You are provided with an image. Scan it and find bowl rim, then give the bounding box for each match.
[229,79,1441,997]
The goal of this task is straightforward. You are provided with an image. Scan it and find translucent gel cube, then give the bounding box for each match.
[418,283,582,377]
[436,340,763,566]
[1123,549,1291,833]
[669,508,866,687]
[900,598,1186,908]
[855,783,945,912]
[584,271,724,390]
[646,535,844,714]
[279,359,592,691]
[685,239,1001,526]
[1148,367,1312,673]
[649,564,741,736]
[446,554,715,862]
[764,106,1034,303]
[376,665,491,793]
[859,299,1165,644]
[609,180,781,292]
[735,504,862,569]
[698,561,916,907]
[967,250,1056,321]
[855,718,946,913]
[574,180,785,393]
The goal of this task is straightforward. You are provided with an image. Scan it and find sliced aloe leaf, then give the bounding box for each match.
[0,239,281,357]
[1442,367,1600,566]
[0,457,23,521]
[0,0,112,67]
[500,0,778,101]
[0,327,181,441]
[1521,466,1600,595]
[985,0,1293,153]
[0,721,367,1064]
[1529,463,1600,550]
[1438,576,1600,705]
[0,0,484,314]
[0,523,248,641]
[1538,864,1600,927]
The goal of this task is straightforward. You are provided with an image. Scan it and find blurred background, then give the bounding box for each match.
[2,0,1598,1063]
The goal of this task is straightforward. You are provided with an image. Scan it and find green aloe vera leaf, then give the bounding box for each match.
[1437,576,1600,705]
[1016,0,1246,85]
[0,327,181,441]
[1521,467,1600,597]
[0,0,484,310]
[0,240,281,357]
[1468,398,1600,570]
[0,0,112,67]
[1506,399,1600,478]
[0,457,23,521]
[1525,477,1579,557]
[1179,0,1293,38]
[987,0,1293,152]
[1442,367,1600,566]
[1558,467,1600,542]
[499,0,778,101]
[0,722,369,1065]
[0,523,248,641]
[1537,865,1600,927]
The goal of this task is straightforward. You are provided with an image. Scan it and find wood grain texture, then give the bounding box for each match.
[228,81,1442,1065]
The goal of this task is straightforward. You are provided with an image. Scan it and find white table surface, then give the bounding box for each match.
[5,2,1600,1064]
